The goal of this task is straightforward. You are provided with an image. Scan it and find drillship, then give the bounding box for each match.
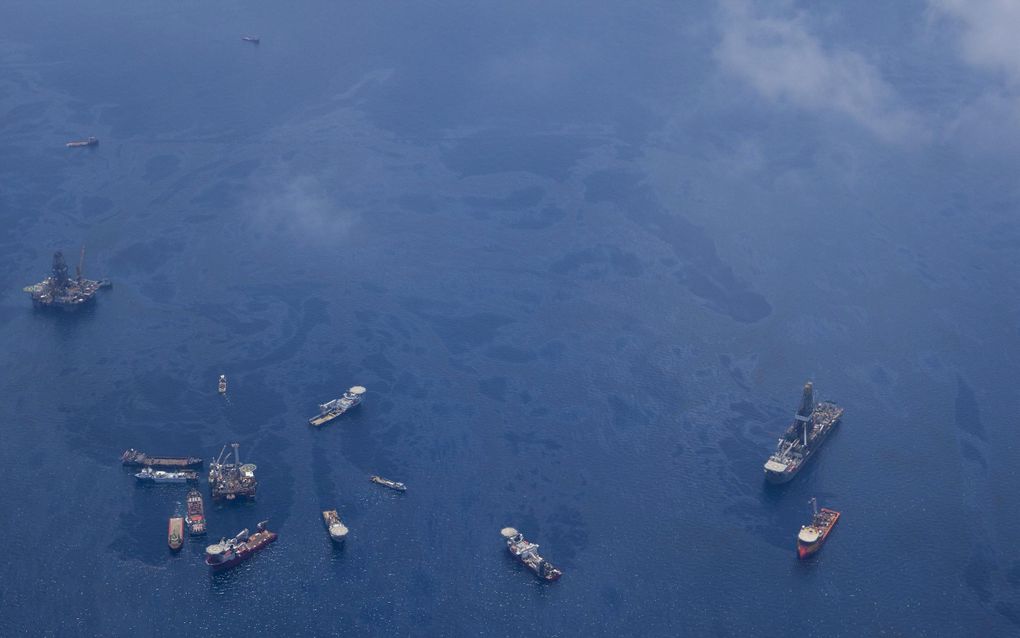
[24,248,110,310]
[763,382,843,484]
[204,521,276,572]
[797,497,840,559]
[308,386,365,427]
[208,443,257,501]
[500,527,562,581]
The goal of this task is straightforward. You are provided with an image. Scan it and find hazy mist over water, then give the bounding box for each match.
[1,1,1019,635]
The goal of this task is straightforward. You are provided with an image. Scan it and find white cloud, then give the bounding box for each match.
[927,1,1020,150]
[247,173,355,242]
[929,0,1020,84]
[716,0,925,143]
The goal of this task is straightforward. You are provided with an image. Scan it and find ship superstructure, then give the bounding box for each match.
[208,443,257,501]
[763,382,843,484]
[308,386,365,427]
[24,248,110,309]
[500,527,562,581]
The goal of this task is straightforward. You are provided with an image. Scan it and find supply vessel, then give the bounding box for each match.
[370,476,406,492]
[66,136,98,148]
[24,248,110,310]
[797,498,840,559]
[500,527,562,581]
[121,449,203,469]
[186,489,207,536]
[208,443,257,501]
[309,386,366,426]
[135,468,199,483]
[204,521,276,572]
[763,382,843,484]
[168,517,184,551]
[322,510,349,545]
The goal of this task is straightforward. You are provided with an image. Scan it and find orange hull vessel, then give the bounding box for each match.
[797,505,839,559]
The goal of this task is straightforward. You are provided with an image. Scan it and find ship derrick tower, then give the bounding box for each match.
[794,382,815,446]
[51,252,71,290]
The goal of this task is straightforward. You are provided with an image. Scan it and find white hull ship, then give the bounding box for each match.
[309,386,365,427]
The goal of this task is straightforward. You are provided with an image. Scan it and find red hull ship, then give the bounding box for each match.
[797,498,840,559]
[186,489,206,536]
[205,521,276,572]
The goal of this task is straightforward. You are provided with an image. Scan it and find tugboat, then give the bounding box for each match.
[186,489,207,536]
[764,382,844,484]
[135,467,199,483]
[24,248,110,310]
[501,527,561,581]
[168,517,184,551]
[66,136,98,148]
[204,521,276,572]
[321,510,349,545]
[208,443,257,501]
[369,475,406,492]
[797,498,840,559]
[241,35,260,44]
[121,449,203,469]
[309,386,366,426]
[218,375,227,394]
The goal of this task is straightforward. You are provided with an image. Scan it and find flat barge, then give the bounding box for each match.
[122,448,203,469]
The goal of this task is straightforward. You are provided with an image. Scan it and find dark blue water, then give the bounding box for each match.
[2,1,1019,635]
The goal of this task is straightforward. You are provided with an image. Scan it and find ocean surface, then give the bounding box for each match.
[2,1,1019,635]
